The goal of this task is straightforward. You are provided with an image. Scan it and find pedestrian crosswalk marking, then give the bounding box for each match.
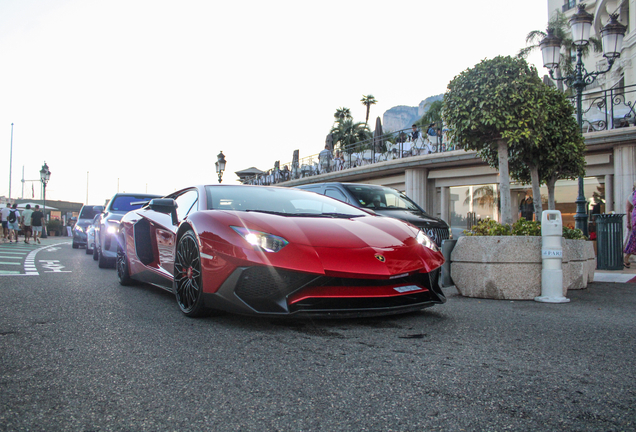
[0,242,71,276]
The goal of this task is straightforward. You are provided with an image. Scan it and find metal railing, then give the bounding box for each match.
[242,127,459,185]
[579,83,636,132]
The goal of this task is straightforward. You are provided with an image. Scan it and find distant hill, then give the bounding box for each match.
[382,94,443,132]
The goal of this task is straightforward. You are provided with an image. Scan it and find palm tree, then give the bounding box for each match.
[416,99,444,130]
[360,95,377,125]
[334,107,352,122]
[518,10,602,92]
[330,118,372,153]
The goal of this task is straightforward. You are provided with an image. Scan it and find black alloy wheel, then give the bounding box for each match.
[174,230,208,317]
[116,241,133,286]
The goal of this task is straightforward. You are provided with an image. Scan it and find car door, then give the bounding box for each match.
[135,189,199,281]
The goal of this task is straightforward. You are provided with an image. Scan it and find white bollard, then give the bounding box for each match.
[535,210,570,304]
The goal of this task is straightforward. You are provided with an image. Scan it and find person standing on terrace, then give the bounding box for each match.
[410,124,420,141]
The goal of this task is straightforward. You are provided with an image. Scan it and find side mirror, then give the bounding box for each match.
[149,198,179,225]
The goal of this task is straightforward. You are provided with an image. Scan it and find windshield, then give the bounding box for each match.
[205,186,368,217]
[109,195,158,213]
[343,184,423,212]
[79,206,98,219]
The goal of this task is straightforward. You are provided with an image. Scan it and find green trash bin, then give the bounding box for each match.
[595,214,625,270]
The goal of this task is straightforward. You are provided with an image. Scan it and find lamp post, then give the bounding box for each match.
[540,4,626,237]
[39,162,51,238]
[215,151,227,183]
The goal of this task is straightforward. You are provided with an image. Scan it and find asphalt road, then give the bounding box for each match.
[0,239,635,431]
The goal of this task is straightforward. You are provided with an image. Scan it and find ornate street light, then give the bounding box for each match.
[215,151,226,183]
[540,4,626,236]
[39,162,51,238]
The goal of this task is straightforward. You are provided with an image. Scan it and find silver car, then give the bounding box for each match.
[94,193,161,268]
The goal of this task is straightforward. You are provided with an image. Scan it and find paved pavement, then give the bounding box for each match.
[0,236,72,276]
[0,236,635,430]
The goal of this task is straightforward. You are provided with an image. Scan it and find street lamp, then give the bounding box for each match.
[39,162,51,238]
[540,4,626,236]
[215,151,226,183]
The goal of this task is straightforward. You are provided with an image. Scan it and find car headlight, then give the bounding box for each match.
[106,222,119,234]
[75,226,84,233]
[231,226,288,253]
[416,230,438,251]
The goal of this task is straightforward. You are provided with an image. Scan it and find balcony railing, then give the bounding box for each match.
[579,83,636,132]
[240,84,636,185]
[241,127,459,185]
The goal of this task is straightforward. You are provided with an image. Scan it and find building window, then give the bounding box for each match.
[563,0,577,12]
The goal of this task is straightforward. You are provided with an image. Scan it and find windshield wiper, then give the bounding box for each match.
[245,210,292,216]
[320,213,363,218]
[245,210,361,218]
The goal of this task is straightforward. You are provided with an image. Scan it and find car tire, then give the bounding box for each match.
[72,240,79,249]
[98,246,113,269]
[86,246,93,255]
[116,242,134,286]
[174,230,209,318]
[93,246,98,261]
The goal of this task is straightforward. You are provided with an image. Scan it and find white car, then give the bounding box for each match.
[86,214,100,256]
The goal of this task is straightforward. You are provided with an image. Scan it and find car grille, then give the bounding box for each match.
[235,267,318,302]
[420,227,449,247]
[234,267,444,314]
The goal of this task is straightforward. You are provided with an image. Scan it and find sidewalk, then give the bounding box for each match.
[594,262,636,283]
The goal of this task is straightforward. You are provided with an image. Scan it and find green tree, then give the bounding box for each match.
[507,85,586,213]
[443,56,547,224]
[416,99,443,129]
[518,10,601,93]
[360,95,377,125]
[330,118,372,152]
[334,107,352,122]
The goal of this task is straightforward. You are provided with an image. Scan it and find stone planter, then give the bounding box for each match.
[450,236,595,300]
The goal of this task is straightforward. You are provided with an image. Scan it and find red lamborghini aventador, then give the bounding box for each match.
[116,185,446,318]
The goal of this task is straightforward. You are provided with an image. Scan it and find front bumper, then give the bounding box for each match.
[73,231,87,245]
[203,266,445,318]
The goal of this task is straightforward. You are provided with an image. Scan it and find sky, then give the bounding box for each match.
[0,0,548,206]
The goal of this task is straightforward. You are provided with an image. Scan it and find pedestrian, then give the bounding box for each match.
[519,192,534,221]
[623,181,636,268]
[7,203,20,243]
[21,204,33,244]
[31,205,44,244]
[1,203,10,242]
[410,124,420,141]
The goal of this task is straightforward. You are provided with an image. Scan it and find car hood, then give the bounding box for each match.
[194,211,444,276]
[103,211,127,222]
[221,211,418,248]
[372,209,447,228]
[76,220,93,228]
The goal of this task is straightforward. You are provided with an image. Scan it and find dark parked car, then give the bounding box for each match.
[94,192,161,268]
[294,182,451,246]
[72,204,101,249]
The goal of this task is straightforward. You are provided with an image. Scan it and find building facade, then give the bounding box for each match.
[247,1,636,239]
